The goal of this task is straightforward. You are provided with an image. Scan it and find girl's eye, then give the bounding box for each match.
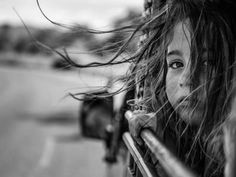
[168,61,184,69]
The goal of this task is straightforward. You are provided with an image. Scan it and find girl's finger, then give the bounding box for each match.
[125,110,146,120]
[125,111,143,145]
[125,110,133,121]
[128,118,143,145]
[126,111,152,146]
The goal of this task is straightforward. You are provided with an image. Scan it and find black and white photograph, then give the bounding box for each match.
[0,0,236,177]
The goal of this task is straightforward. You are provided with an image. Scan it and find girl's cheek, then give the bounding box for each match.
[166,73,179,105]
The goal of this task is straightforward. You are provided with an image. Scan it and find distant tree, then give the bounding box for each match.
[34,25,96,51]
[26,43,41,54]
[113,9,141,28]
[13,38,28,53]
[0,24,11,51]
[101,9,141,56]
[35,29,60,47]
[52,58,74,71]
[71,24,95,40]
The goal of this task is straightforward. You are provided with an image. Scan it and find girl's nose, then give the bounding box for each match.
[179,68,191,87]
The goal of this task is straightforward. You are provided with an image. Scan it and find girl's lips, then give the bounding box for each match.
[176,97,204,112]
[177,101,190,109]
[177,97,190,105]
[177,97,199,107]
[179,100,189,106]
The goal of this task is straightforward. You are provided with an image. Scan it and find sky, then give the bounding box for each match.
[0,0,143,28]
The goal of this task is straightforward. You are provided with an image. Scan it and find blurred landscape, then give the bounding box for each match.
[0,3,141,177]
[0,9,140,71]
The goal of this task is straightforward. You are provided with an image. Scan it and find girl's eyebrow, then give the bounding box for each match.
[167,50,183,57]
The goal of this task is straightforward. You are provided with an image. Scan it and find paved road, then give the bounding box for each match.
[0,66,124,177]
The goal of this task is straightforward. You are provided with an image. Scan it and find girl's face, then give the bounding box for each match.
[165,20,207,125]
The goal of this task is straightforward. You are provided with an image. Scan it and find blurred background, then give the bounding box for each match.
[0,0,142,177]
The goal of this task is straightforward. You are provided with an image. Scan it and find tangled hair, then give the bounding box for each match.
[133,0,236,176]
[36,0,236,176]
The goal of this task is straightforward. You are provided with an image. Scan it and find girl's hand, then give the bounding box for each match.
[125,110,156,146]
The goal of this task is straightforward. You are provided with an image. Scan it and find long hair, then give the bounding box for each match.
[38,0,236,176]
[133,0,236,176]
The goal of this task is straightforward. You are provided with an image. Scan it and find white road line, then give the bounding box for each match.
[27,137,56,177]
[39,136,55,168]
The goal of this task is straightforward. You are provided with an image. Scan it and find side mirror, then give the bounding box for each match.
[79,90,114,140]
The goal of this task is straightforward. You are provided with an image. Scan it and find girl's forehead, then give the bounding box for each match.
[167,20,191,57]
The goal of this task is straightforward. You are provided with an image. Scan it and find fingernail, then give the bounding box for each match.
[125,111,133,120]
[147,112,155,117]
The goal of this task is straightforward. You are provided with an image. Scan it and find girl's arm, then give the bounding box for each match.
[125,110,157,146]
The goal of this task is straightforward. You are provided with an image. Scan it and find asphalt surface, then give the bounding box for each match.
[0,66,124,177]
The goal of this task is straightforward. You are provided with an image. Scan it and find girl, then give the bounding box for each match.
[126,0,236,177]
[42,0,236,176]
